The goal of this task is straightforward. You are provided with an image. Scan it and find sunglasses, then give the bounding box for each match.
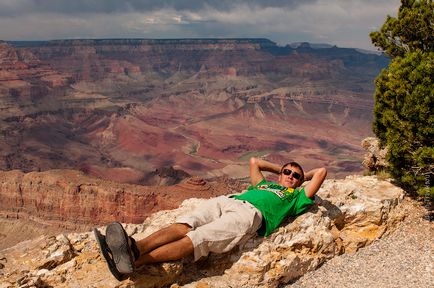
[281,168,301,180]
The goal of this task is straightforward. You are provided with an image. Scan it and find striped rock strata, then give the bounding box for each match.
[0,169,233,231]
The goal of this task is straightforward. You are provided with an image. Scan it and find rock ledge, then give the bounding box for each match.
[0,175,405,288]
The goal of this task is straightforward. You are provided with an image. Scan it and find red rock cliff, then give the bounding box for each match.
[0,169,235,228]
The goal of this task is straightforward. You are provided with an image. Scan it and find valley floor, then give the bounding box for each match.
[287,197,433,288]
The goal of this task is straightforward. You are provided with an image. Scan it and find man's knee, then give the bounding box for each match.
[170,223,192,234]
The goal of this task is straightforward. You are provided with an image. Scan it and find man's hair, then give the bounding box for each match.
[280,161,304,182]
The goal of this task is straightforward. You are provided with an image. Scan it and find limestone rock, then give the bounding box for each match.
[0,176,405,288]
[361,137,388,171]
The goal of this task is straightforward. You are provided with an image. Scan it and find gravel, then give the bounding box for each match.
[286,197,433,288]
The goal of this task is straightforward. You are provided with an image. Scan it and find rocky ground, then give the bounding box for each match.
[288,196,433,288]
[1,175,418,288]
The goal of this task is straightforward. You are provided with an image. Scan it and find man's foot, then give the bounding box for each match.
[105,222,135,274]
[93,228,124,281]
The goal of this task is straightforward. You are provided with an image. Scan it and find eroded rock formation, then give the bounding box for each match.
[0,175,405,287]
[0,42,71,116]
[0,39,389,182]
[0,169,234,230]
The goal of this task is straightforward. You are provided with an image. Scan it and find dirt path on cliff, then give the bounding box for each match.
[286,197,433,288]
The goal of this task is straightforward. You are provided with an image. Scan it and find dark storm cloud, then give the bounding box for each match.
[0,0,317,16]
[0,0,400,50]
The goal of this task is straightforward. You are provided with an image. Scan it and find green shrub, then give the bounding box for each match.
[370,0,434,197]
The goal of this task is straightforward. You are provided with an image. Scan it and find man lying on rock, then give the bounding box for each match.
[94,157,327,280]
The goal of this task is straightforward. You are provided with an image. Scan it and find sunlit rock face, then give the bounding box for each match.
[0,175,404,288]
[0,39,389,183]
[0,169,235,232]
[361,137,389,172]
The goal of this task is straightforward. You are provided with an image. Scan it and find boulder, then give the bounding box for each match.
[361,137,388,171]
[0,176,405,288]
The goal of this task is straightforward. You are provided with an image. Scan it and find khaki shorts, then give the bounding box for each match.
[176,196,263,261]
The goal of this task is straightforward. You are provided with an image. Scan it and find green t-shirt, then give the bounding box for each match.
[231,179,314,236]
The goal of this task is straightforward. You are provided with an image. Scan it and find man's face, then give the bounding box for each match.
[278,165,303,188]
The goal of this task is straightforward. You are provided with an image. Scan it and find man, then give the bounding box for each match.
[94,157,327,280]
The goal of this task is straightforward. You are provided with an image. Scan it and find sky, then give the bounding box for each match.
[0,0,401,50]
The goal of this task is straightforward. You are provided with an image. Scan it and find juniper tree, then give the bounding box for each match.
[370,0,433,196]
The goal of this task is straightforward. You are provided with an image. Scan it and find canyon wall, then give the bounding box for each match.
[0,169,236,230]
[1,39,387,116]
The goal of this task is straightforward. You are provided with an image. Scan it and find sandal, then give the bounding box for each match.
[93,228,124,281]
[105,222,135,274]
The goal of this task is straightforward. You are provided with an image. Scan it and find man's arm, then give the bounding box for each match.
[303,167,327,198]
[249,157,281,186]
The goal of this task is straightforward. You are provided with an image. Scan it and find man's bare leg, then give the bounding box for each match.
[133,223,193,267]
[135,223,191,254]
[134,236,194,266]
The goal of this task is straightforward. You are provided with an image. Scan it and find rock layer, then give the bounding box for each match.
[0,175,405,287]
[0,169,234,230]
